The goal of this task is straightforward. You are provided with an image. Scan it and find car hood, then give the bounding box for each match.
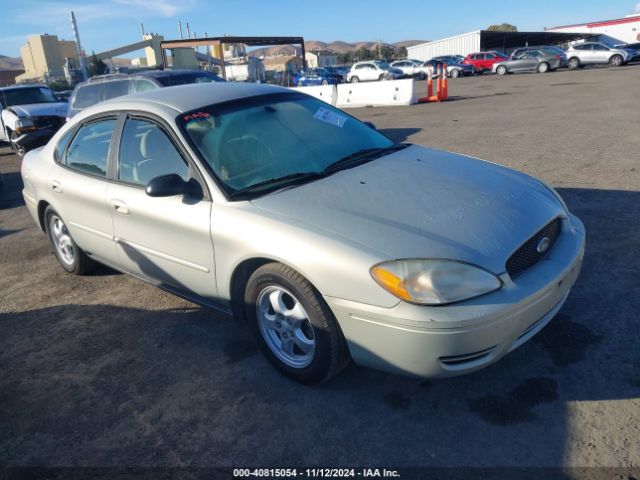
[8,102,68,118]
[251,145,565,274]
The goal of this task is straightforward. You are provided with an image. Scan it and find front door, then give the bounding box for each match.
[106,116,217,301]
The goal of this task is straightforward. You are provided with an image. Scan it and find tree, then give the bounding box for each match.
[397,46,408,59]
[87,52,107,77]
[487,23,518,32]
[48,79,71,91]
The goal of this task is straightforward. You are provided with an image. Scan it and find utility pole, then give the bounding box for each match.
[178,20,183,39]
[70,11,88,81]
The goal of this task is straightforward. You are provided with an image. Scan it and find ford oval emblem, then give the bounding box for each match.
[536,236,551,254]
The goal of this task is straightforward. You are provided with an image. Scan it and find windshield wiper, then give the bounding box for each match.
[322,144,409,175]
[228,171,324,198]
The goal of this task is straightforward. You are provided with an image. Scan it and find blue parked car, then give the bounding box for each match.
[293,68,343,87]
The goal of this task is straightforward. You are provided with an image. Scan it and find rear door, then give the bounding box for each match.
[50,116,118,265]
[591,44,610,62]
[105,114,217,300]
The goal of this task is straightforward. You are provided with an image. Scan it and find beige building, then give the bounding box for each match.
[304,51,338,68]
[263,55,303,73]
[16,34,78,83]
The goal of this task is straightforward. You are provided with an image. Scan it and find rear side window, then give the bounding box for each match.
[72,84,103,109]
[54,128,75,162]
[102,80,131,100]
[64,119,116,177]
[133,79,157,92]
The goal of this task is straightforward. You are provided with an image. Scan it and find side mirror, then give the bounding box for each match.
[145,174,202,198]
[364,121,377,130]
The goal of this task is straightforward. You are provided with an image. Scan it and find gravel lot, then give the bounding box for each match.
[1,66,639,477]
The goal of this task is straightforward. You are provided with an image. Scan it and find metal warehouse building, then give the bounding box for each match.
[407,30,593,61]
[546,14,640,45]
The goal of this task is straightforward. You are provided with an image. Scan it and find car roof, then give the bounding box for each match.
[93,82,291,115]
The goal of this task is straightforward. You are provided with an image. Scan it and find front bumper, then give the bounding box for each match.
[325,214,585,378]
[11,127,57,151]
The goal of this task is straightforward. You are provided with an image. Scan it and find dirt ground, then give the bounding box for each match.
[1,65,639,477]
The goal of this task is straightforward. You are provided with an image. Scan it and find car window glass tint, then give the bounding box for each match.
[134,79,157,92]
[73,84,103,109]
[65,119,116,177]
[119,118,188,186]
[54,128,75,162]
[103,80,130,100]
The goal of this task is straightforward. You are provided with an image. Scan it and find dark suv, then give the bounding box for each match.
[67,70,224,119]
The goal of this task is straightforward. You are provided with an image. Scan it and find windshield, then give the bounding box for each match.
[178,92,394,196]
[0,87,59,108]
[155,72,224,87]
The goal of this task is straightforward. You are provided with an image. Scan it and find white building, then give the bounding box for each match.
[407,30,595,61]
[546,14,640,45]
[304,51,337,68]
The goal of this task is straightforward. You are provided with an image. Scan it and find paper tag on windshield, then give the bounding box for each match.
[313,107,347,128]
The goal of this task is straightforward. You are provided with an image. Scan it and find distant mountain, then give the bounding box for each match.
[248,40,429,57]
[0,55,24,70]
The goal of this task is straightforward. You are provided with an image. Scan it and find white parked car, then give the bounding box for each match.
[0,85,68,158]
[347,61,403,83]
[390,59,427,79]
[565,42,632,69]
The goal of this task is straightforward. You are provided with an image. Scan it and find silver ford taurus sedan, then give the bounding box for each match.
[21,83,585,384]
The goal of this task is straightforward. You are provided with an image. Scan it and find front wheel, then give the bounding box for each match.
[321,79,328,85]
[417,71,426,80]
[537,62,550,73]
[496,65,507,76]
[610,54,623,67]
[245,263,349,384]
[45,207,96,275]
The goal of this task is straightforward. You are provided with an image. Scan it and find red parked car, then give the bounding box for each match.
[463,51,509,73]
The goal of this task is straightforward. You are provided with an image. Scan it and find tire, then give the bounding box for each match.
[245,262,349,384]
[568,57,580,69]
[296,81,303,87]
[417,71,426,80]
[537,62,550,73]
[350,76,359,83]
[45,207,96,275]
[321,79,328,85]
[476,69,484,75]
[450,69,460,78]
[9,131,26,159]
[610,54,623,67]
[496,65,507,76]
[379,74,388,81]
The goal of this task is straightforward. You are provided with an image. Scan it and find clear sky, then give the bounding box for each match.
[2,0,639,57]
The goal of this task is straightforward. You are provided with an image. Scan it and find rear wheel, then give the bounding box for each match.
[350,76,359,83]
[321,79,328,85]
[450,69,460,78]
[417,71,426,80]
[496,65,508,76]
[245,263,349,384]
[568,57,580,69]
[45,207,96,275]
[537,62,550,73]
[610,54,623,67]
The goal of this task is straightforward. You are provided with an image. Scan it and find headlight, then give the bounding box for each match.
[15,118,36,134]
[370,259,502,305]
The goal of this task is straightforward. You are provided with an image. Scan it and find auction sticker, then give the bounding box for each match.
[313,107,347,128]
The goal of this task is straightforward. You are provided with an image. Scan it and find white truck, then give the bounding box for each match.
[0,84,68,158]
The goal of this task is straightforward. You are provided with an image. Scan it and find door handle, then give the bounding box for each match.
[50,180,63,193]
[111,199,129,215]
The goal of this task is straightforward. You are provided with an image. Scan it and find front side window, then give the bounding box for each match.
[64,118,116,177]
[178,92,394,195]
[118,118,188,186]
